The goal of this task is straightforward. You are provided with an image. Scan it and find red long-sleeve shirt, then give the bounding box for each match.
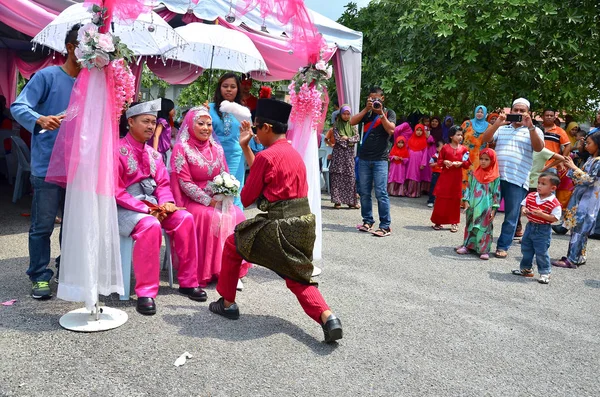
[241,139,308,207]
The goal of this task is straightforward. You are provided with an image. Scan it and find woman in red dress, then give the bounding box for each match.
[431,126,471,232]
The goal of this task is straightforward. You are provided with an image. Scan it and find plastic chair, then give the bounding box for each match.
[10,136,31,203]
[318,147,330,193]
[119,230,173,300]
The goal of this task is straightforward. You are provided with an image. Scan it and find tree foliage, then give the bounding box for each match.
[339,0,600,119]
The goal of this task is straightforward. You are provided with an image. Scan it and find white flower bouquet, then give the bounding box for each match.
[209,172,241,197]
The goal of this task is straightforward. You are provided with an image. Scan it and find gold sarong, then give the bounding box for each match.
[234,197,316,285]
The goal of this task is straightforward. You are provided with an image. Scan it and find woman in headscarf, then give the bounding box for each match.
[327,104,360,208]
[565,121,579,147]
[461,105,490,193]
[170,106,250,290]
[429,116,444,143]
[209,72,246,208]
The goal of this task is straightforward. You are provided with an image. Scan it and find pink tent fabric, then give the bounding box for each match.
[0,50,18,103]
[0,0,55,38]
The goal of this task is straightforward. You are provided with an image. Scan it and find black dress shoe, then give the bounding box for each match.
[322,314,343,343]
[179,287,208,302]
[136,297,156,315]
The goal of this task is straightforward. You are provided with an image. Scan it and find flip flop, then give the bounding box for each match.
[432,225,442,231]
[357,222,373,232]
[495,250,508,259]
[371,228,391,237]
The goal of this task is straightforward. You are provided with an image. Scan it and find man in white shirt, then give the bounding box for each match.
[480,98,544,258]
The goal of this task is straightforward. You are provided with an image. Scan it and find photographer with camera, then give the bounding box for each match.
[481,98,544,258]
[350,87,396,237]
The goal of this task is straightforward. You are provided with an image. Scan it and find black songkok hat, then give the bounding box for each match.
[255,99,292,124]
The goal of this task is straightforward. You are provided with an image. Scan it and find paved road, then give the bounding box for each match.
[0,184,598,396]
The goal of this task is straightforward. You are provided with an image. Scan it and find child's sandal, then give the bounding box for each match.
[511,269,534,277]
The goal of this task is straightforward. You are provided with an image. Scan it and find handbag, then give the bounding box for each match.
[355,115,380,182]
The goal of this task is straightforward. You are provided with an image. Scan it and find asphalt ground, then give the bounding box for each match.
[0,182,598,397]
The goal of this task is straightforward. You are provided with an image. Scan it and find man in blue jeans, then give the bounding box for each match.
[350,87,396,237]
[480,98,544,258]
[10,25,81,299]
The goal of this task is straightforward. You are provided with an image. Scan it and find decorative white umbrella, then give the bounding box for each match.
[164,22,268,74]
[32,3,185,56]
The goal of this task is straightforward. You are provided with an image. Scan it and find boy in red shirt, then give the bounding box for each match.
[511,173,562,284]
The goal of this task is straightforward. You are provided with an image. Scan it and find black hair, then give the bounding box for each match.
[436,140,444,147]
[448,125,463,138]
[157,98,175,121]
[587,131,600,155]
[369,86,384,96]
[119,101,140,137]
[539,172,560,187]
[421,115,430,122]
[543,107,556,114]
[213,72,242,118]
[65,24,81,47]
[255,116,287,134]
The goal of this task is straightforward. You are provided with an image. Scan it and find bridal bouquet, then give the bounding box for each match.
[209,172,241,197]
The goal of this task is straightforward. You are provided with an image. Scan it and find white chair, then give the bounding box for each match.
[119,230,173,300]
[318,147,331,193]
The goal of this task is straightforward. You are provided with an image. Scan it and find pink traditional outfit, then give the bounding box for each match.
[387,136,409,196]
[116,102,200,301]
[402,123,431,197]
[170,107,249,287]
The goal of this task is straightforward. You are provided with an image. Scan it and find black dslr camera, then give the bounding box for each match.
[372,99,383,110]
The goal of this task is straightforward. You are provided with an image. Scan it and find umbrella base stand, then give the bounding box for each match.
[59,305,128,332]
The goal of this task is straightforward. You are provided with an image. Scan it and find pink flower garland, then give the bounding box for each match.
[288,81,324,130]
[108,59,136,122]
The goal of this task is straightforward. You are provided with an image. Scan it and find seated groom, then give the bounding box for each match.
[117,100,207,315]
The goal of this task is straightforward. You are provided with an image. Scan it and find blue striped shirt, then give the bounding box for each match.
[493,125,544,189]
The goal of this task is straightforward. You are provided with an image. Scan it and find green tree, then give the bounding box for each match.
[339,0,600,119]
[140,64,169,98]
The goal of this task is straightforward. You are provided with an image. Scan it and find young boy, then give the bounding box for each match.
[511,173,562,284]
[208,98,343,343]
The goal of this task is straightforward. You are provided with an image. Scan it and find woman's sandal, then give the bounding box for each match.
[357,222,374,232]
[372,228,391,237]
[348,204,361,209]
[494,250,508,259]
[333,203,342,209]
[432,224,442,231]
[450,224,459,233]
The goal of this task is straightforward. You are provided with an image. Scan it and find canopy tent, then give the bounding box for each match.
[0,0,362,112]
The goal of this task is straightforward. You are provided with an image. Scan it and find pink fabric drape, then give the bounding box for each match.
[15,54,66,80]
[0,0,55,38]
[146,59,204,85]
[332,51,345,106]
[0,50,18,103]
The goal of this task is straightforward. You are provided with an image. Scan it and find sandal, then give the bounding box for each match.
[479,253,490,260]
[348,204,361,209]
[551,257,577,269]
[432,224,442,231]
[357,222,374,232]
[450,224,458,233]
[511,269,534,277]
[456,246,469,255]
[371,227,391,237]
[333,203,341,209]
[494,250,508,259]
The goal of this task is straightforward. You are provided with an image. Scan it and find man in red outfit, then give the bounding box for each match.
[208,98,343,343]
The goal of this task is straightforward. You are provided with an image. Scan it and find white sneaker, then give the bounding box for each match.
[312,266,322,277]
[538,274,550,284]
[427,203,433,208]
[236,279,244,291]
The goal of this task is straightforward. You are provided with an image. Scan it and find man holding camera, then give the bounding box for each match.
[481,98,544,258]
[350,87,396,237]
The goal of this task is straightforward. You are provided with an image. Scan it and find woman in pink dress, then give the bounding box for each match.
[170,106,249,289]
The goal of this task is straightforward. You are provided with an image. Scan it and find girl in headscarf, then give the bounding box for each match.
[461,105,490,193]
[170,107,250,289]
[456,148,501,260]
[387,136,409,196]
[328,105,360,208]
[402,123,430,197]
[442,115,454,142]
[429,116,443,143]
